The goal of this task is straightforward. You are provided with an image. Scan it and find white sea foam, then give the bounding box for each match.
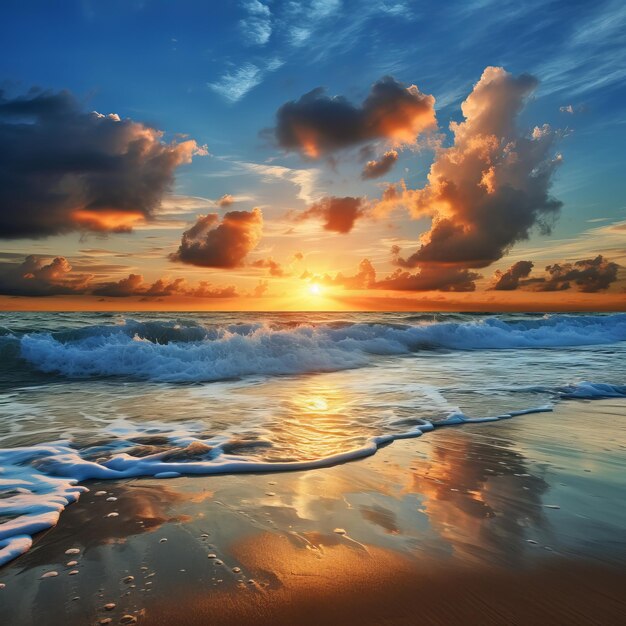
[17,314,626,383]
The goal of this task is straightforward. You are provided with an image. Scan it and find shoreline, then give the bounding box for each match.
[1,398,625,624]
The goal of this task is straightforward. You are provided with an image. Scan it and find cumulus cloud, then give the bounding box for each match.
[361,150,399,179]
[170,208,263,267]
[0,88,203,239]
[297,196,366,233]
[274,76,436,158]
[307,258,479,292]
[384,67,563,272]
[491,260,534,290]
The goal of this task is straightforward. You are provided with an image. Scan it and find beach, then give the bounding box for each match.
[1,397,625,625]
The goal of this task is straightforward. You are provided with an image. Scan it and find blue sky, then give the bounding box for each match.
[0,0,624,309]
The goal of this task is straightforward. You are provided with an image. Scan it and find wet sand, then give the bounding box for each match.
[1,399,625,625]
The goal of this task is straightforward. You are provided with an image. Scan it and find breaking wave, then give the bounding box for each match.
[13,313,626,382]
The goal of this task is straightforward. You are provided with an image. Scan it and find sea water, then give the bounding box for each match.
[0,311,625,565]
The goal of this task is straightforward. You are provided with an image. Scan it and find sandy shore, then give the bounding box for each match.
[1,398,625,625]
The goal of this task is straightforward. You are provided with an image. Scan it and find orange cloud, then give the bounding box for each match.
[274,76,436,159]
[376,68,563,273]
[297,196,366,233]
[170,208,263,268]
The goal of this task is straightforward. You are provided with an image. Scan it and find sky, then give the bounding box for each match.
[0,0,625,311]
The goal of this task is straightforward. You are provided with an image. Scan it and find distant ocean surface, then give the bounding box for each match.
[1,311,625,565]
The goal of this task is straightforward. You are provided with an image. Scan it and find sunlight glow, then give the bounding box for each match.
[309,283,322,296]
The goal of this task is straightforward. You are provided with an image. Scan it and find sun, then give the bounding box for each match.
[309,283,322,296]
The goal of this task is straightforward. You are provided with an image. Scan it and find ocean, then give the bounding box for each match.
[1,311,625,566]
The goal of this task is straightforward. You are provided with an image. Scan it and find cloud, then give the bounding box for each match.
[0,88,203,239]
[241,161,322,204]
[170,208,263,267]
[491,260,534,290]
[0,255,241,298]
[252,279,269,297]
[374,266,479,292]
[217,194,235,207]
[209,58,283,103]
[361,150,399,179]
[537,255,620,292]
[208,63,263,103]
[307,258,479,292]
[388,67,563,270]
[274,76,436,158]
[143,277,237,298]
[490,255,621,292]
[92,273,145,297]
[251,257,285,276]
[239,0,272,45]
[93,274,239,298]
[297,196,366,233]
[0,255,93,296]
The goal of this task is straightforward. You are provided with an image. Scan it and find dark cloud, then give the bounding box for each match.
[0,255,93,296]
[379,68,562,272]
[491,260,534,290]
[170,208,263,268]
[0,88,203,239]
[92,274,145,297]
[374,266,479,292]
[490,255,620,292]
[361,150,399,179]
[297,196,366,233]
[537,255,619,292]
[274,76,436,158]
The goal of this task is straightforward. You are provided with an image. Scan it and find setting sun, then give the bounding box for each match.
[309,283,322,296]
